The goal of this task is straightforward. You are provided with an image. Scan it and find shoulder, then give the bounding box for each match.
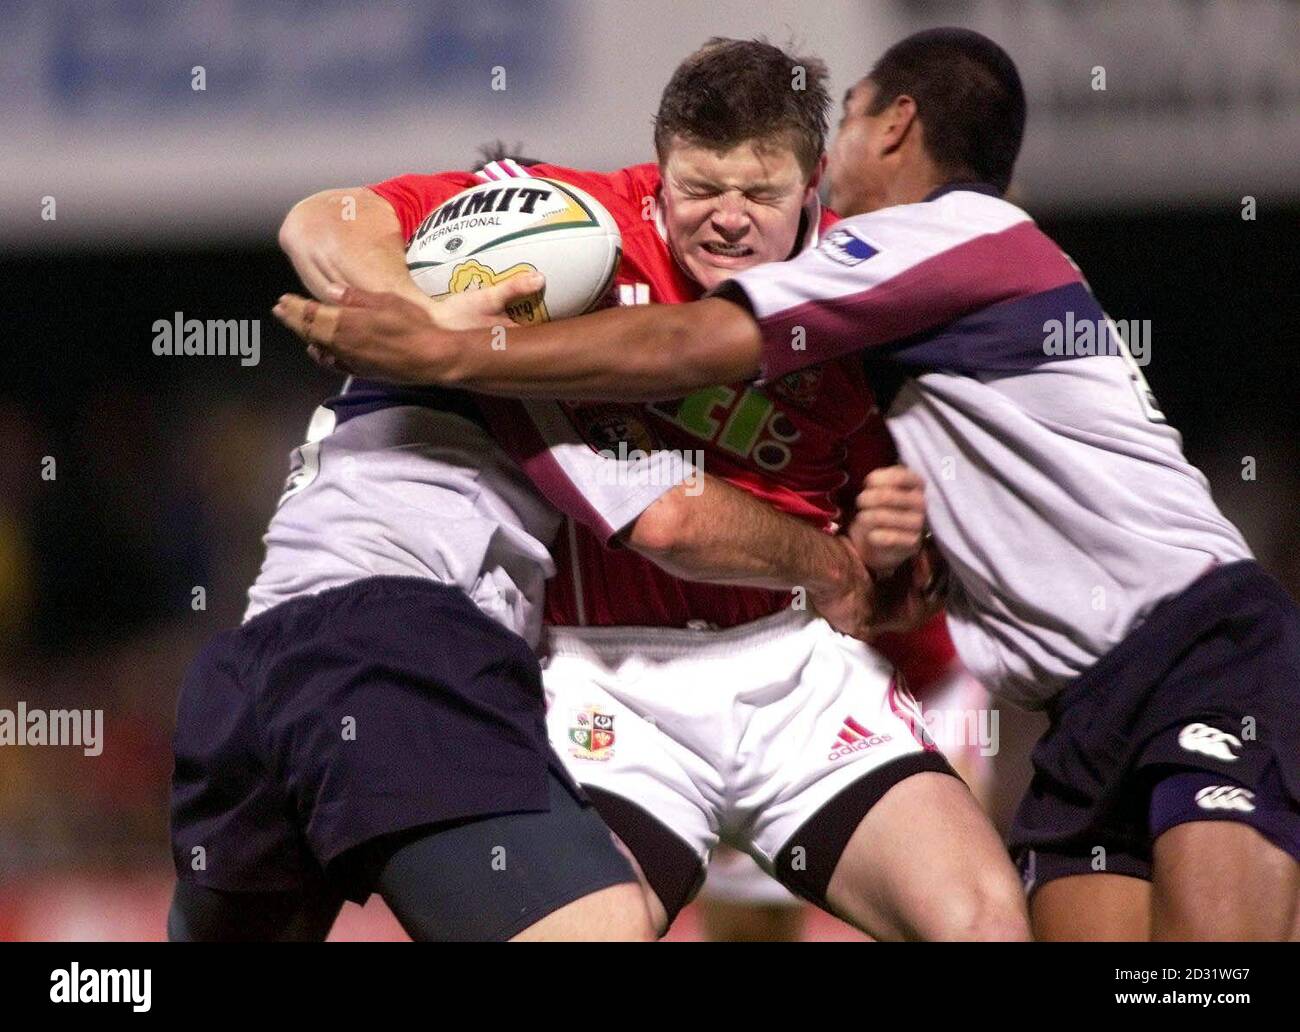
[528,162,657,217]
[838,191,1033,250]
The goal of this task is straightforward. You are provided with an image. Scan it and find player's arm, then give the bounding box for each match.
[278,187,426,305]
[277,177,541,336]
[625,465,932,638]
[458,297,764,400]
[276,206,1053,401]
[625,473,870,637]
[271,211,874,396]
[275,286,763,398]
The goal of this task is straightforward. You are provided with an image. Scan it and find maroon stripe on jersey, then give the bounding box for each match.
[476,397,616,542]
[756,221,1081,381]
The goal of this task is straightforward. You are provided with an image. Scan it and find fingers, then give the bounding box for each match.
[459,271,544,328]
[488,270,545,307]
[852,532,921,581]
[274,293,342,345]
[862,465,924,491]
[856,525,923,556]
[850,466,927,576]
[306,342,345,374]
[322,282,391,309]
[855,465,925,522]
[855,465,925,539]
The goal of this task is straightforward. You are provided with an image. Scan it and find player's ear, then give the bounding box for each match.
[805,153,828,205]
[880,94,918,155]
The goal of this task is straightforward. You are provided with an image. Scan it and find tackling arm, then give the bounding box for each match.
[274,286,764,401]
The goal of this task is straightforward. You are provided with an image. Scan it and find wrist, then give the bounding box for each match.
[808,536,865,604]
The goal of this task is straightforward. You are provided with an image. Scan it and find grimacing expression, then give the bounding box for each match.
[659,136,818,291]
[827,79,890,217]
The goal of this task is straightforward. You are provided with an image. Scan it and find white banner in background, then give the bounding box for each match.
[3,0,1297,245]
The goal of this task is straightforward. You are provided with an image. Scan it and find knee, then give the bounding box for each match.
[931,873,1031,942]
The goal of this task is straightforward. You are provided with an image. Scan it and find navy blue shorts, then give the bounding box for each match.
[170,576,588,902]
[1011,561,1300,893]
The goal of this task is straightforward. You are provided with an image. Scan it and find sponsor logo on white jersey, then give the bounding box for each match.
[1177,722,1241,762]
[1194,785,1256,812]
[820,227,879,266]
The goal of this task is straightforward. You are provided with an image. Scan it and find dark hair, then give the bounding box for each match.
[474,140,544,170]
[866,28,1025,194]
[653,37,830,178]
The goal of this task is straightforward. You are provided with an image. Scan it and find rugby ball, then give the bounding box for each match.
[405,177,621,325]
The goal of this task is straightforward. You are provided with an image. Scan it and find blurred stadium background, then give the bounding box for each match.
[1,0,1297,940]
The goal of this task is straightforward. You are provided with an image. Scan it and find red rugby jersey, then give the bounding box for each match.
[368,160,956,686]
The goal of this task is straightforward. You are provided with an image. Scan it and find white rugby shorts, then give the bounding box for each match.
[542,609,945,888]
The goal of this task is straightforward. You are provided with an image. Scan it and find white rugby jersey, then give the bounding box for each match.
[720,183,1252,708]
[245,382,691,647]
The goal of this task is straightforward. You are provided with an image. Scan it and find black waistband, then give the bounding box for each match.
[325,378,487,430]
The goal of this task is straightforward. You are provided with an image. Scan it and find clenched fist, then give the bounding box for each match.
[847,465,927,576]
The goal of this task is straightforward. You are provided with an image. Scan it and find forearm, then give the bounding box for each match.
[626,476,859,599]
[438,298,764,401]
[279,187,422,303]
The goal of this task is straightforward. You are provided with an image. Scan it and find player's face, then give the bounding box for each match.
[827,80,890,216]
[659,137,815,291]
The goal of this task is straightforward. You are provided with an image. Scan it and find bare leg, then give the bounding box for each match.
[510,882,655,941]
[1151,821,1299,940]
[822,772,1030,940]
[1030,874,1151,941]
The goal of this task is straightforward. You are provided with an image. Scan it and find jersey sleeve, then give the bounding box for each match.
[476,396,694,545]
[714,198,1079,382]
[366,171,483,242]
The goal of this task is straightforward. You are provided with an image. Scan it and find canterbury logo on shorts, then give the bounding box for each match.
[1177,722,1241,762]
[1194,785,1256,812]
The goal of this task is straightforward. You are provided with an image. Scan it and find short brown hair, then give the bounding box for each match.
[653,37,830,178]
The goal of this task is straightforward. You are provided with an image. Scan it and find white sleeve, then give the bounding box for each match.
[477,397,696,544]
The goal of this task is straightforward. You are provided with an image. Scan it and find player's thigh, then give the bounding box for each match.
[511,882,654,942]
[168,879,344,942]
[368,766,648,942]
[1030,873,1151,941]
[751,625,1025,939]
[1144,762,1300,940]
[1151,820,1300,941]
[824,771,1029,941]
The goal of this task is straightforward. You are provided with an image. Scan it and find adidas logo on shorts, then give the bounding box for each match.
[1194,785,1256,812]
[828,716,892,762]
[1177,722,1241,762]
